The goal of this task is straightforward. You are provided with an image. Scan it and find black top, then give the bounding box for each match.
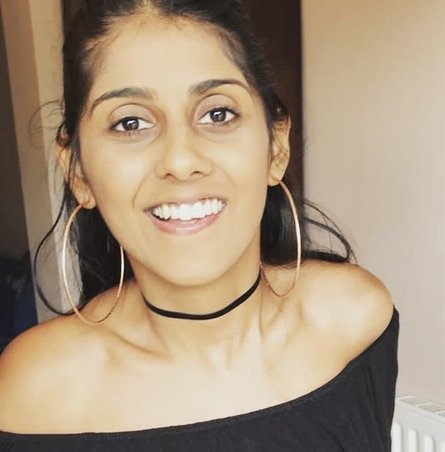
[0,308,399,452]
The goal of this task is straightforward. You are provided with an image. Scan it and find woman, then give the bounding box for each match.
[0,0,398,450]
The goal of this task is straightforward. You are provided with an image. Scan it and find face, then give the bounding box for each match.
[69,18,289,287]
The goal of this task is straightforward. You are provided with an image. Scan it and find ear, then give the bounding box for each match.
[55,142,97,209]
[267,118,291,186]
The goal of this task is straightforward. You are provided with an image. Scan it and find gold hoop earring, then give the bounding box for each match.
[261,181,302,298]
[61,204,125,325]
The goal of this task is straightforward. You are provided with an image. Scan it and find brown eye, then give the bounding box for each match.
[210,110,227,122]
[114,117,153,132]
[122,118,139,131]
[199,108,237,125]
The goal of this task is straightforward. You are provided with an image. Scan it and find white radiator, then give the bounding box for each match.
[392,393,445,452]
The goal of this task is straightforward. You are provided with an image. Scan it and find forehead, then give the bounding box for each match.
[87,18,249,102]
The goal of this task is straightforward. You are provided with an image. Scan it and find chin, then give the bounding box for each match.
[128,227,260,288]
[158,261,230,288]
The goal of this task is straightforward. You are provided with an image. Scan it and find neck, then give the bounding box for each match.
[142,271,261,321]
[127,262,272,362]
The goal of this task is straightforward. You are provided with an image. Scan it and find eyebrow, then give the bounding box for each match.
[189,78,250,96]
[90,79,250,113]
[90,87,156,113]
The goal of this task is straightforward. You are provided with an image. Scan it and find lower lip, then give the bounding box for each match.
[147,209,225,236]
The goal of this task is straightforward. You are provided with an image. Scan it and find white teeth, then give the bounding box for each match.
[170,205,180,220]
[162,204,170,220]
[151,198,224,221]
[179,204,192,221]
[192,201,206,219]
[212,199,219,214]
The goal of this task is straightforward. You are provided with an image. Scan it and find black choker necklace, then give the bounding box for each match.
[142,272,262,320]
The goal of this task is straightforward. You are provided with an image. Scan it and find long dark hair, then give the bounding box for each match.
[35,0,354,315]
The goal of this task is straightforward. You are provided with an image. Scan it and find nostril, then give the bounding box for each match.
[155,153,213,181]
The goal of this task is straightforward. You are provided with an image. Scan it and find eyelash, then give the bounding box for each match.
[199,107,240,126]
[111,117,153,136]
[110,106,240,137]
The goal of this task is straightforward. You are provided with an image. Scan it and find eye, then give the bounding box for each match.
[199,108,238,125]
[113,117,153,133]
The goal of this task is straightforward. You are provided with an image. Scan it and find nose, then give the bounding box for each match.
[154,124,213,181]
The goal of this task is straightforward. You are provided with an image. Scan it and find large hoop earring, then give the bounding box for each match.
[261,181,302,298]
[61,204,125,325]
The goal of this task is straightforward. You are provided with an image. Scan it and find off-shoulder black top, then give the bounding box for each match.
[0,308,399,452]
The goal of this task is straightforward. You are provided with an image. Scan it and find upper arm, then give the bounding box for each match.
[302,261,395,356]
[0,323,64,431]
[0,317,109,433]
[339,264,394,347]
[0,328,46,431]
[0,319,88,433]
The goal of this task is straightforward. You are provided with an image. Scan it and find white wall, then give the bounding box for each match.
[1,0,64,320]
[302,0,445,404]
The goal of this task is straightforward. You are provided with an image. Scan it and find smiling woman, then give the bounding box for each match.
[0,1,398,451]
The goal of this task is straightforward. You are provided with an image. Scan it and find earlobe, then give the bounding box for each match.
[55,142,97,209]
[267,119,291,186]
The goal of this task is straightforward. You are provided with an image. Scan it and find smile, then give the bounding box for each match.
[150,198,225,222]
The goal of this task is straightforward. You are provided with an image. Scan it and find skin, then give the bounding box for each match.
[0,18,394,434]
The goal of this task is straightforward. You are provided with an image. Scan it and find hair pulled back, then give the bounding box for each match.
[36,0,353,314]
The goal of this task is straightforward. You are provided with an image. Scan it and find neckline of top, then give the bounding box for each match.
[0,307,399,440]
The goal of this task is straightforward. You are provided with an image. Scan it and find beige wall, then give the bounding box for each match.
[302,0,445,404]
[1,0,64,319]
[0,14,28,260]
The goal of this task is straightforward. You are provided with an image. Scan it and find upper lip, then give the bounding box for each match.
[145,195,227,211]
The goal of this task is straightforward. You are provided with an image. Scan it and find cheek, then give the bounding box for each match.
[221,130,270,228]
[81,146,152,259]
[80,142,148,209]
[227,125,270,190]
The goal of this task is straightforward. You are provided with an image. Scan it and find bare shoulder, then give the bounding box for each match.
[298,259,395,355]
[0,315,105,432]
